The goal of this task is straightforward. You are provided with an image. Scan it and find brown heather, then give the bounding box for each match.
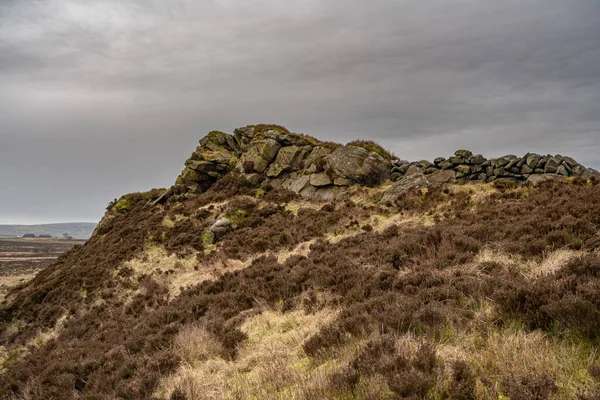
[1,175,600,399]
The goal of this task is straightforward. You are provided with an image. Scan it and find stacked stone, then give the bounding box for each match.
[390,150,594,183]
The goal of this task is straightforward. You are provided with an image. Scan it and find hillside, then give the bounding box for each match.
[0,223,97,239]
[1,124,600,400]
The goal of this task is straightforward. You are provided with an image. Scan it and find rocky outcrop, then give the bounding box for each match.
[178,125,600,203]
[178,131,240,192]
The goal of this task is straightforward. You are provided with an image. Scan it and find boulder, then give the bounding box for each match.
[310,173,333,187]
[265,145,309,177]
[582,169,600,181]
[428,170,456,185]
[210,216,235,238]
[556,164,570,177]
[455,150,473,159]
[303,147,330,173]
[526,174,564,186]
[282,175,311,194]
[544,156,562,174]
[521,164,534,175]
[240,139,282,173]
[380,173,429,204]
[494,158,510,168]
[324,146,390,187]
[526,154,542,169]
[405,165,424,177]
[571,164,587,177]
[450,156,466,165]
[470,154,486,165]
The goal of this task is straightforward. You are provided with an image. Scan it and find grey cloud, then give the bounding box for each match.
[1,0,599,222]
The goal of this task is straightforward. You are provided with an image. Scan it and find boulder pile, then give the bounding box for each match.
[178,125,599,201]
[390,150,596,184]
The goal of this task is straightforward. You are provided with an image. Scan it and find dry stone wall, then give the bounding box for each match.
[178,126,600,202]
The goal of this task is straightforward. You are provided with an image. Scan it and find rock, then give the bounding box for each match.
[210,216,234,238]
[266,145,309,177]
[526,154,542,169]
[310,173,332,187]
[405,165,424,177]
[434,157,446,165]
[439,161,454,170]
[505,158,521,170]
[493,167,505,177]
[334,177,352,186]
[563,156,578,168]
[471,165,484,174]
[537,155,551,169]
[282,175,311,194]
[211,217,231,230]
[571,164,587,177]
[526,174,564,186]
[428,170,456,185]
[324,146,390,187]
[544,156,562,174]
[556,165,569,176]
[495,158,510,168]
[470,154,486,165]
[380,173,429,204]
[303,147,330,172]
[450,156,466,165]
[456,165,471,177]
[181,168,211,182]
[455,150,473,159]
[583,169,600,180]
[240,139,282,173]
[521,164,534,175]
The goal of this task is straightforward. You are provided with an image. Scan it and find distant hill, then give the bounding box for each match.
[0,222,97,239]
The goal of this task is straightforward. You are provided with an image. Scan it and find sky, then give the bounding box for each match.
[1,0,599,224]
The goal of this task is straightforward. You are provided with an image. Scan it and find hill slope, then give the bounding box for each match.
[0,223,97,239]
[1,125,600,399]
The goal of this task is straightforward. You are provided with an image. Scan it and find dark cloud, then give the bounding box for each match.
[1,0,599,222]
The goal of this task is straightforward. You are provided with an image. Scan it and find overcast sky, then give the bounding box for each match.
[1,0,599,223]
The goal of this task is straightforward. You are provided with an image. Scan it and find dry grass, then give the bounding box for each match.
[0,272,37,302]
[533,249,584,277]
[277,240,315,264]
[475,247,584,279]
[157,307,341,399]
[434,297,599,400]
[284,200,326,216]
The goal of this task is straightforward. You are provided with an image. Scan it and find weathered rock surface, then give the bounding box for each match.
[178,125,599,202]
[324,146,390,187]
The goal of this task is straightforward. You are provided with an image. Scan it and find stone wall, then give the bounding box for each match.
[178,126,600,202]
[391,150,596,184]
